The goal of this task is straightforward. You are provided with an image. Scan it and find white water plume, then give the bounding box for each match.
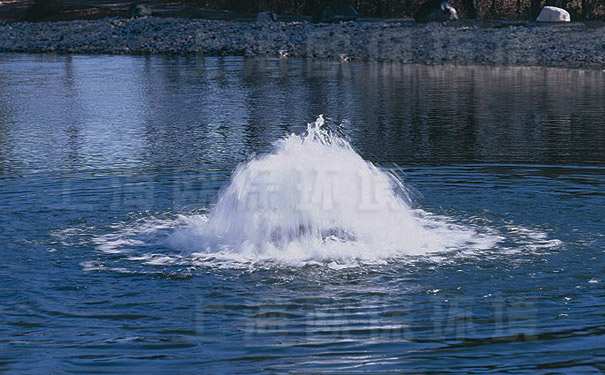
[163,116,497,264]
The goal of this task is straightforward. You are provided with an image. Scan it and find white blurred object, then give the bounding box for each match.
[537,6,571,22]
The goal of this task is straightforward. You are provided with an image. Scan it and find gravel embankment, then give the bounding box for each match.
[1,17,604,69]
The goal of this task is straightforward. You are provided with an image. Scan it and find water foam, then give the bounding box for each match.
[159,116,497,265]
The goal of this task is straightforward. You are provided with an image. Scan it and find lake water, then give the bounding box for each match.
[0,54,603,373]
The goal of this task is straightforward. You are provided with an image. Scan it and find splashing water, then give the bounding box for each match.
[160,116,498,265]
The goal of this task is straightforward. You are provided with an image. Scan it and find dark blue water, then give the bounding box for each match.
[0,54,603,373]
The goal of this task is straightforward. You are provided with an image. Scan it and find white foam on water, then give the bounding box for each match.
[167,116,502,265]
[90,116,561,269]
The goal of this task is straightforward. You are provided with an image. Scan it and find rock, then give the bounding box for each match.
[256,11,277,23]
[537,6,571,22]
[313,2,358,23]
[127,3,152,18]
[414,0,458,23]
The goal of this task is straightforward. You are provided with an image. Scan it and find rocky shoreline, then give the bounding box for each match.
[1,17,604,69]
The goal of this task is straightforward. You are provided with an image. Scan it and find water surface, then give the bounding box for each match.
[0,54,603,373]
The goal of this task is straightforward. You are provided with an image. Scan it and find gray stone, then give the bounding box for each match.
[537,6,571,22]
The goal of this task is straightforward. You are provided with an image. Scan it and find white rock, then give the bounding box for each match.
[537,6,571,22]
[256,12,277,23]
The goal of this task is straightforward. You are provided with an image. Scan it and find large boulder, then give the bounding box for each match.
[414,0,459,23]
[312,2,358,23]
[537,6,571,21]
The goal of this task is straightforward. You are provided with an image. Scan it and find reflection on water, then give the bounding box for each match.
[0,55,603,174]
